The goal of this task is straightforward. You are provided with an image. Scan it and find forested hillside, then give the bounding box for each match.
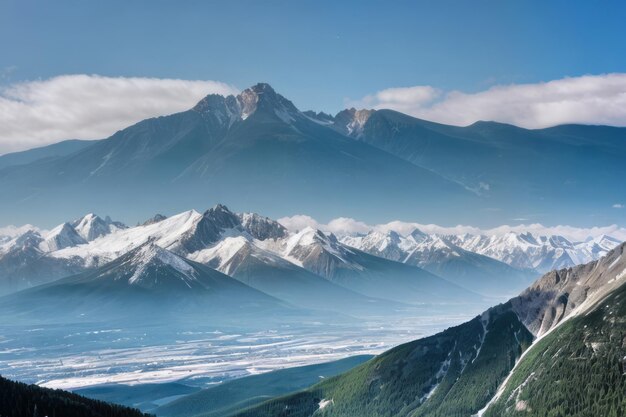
[231,305,532,417]
[485,282,626,417]
[0,375,150,417]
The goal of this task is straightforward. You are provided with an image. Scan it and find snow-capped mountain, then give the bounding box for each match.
[341,230,537,297]
[342,229,621,278]
[188,234,395,313]
[0,242,287,321]
[0,215,126,294]
[448,232,621,272]
[72,213,126,241]
[255,226,476,304]
[41,214,125,252]
[2,204,620,305]
[0,205,480,309]
[118,243,201,289]
[42,223,86,251]
[341,229,426,262]
[0,230,85,295]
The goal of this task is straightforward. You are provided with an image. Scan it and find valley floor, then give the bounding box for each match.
[0,309,477,392]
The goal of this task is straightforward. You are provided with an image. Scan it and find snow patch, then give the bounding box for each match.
[319,398,334,410]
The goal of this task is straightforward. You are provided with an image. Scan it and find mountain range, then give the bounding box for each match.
[0,83,624,228]
[0,205,483,321]
[1,205,619,307]
[0,241,295,323]
[222,241,626,417]
[341,229,620,296]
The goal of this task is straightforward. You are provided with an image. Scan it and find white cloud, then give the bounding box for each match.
[356,86,441,115]
[0,74,238,154]
[278,215,626,242]
[276,214,320,232]
[325,217,371,236]
[613,203,624,209]
[348,73,626,128]
[0,224,40,238]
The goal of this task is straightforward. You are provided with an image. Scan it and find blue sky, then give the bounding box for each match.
[2,0,626,113]
[1,0,626,155]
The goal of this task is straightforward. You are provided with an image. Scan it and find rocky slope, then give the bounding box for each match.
[225,242,626,417]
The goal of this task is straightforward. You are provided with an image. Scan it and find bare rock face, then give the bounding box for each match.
[511,242,626,336]
[333,108,375,137]
[237,212,287,241]
[177,204,240,253]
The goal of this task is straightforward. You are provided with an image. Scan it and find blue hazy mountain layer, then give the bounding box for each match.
[0,84,623,228]
[0,139,92,170]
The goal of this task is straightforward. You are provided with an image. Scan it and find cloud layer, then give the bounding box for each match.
[277,215,626,242]
[0,75,238,154]
[349,73,626,128]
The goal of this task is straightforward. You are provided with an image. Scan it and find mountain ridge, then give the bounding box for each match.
[5,83,624,227]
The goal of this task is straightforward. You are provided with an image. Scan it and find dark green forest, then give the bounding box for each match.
[485,284,626,417]
[0,375,150,417]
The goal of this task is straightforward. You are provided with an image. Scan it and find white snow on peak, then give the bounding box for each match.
[41,222,86,252]
[285,227,323,248]
[274,227,357,268]
[189,236,250,274]
[446,232,620,272]
[52,210,203,266]
[72,213,125,242]
[127,244,196,285]
[340,228,621,273]
[283,227,343,255]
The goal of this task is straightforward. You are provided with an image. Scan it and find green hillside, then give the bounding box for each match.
[230,304,532,417]
[156,355,372,417]
[485,283,626,417]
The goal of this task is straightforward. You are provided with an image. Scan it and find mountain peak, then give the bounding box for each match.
[249,82,276,94]
[238,212,288,240]
[201,204,240,230]
[192,83,301,124]
[126,243,197,287]
[409,228,428,243]
[192,94,242,126]
[333,108,375,137]
[72,212,124,241]
[237,83,300,122]
[43,222,86,251]
[205,203,237,220]
[13,230,43,249]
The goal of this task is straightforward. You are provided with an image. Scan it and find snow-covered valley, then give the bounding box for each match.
[0,310,474,391]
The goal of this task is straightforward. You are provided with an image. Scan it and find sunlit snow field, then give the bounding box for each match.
[0,311,475,390]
